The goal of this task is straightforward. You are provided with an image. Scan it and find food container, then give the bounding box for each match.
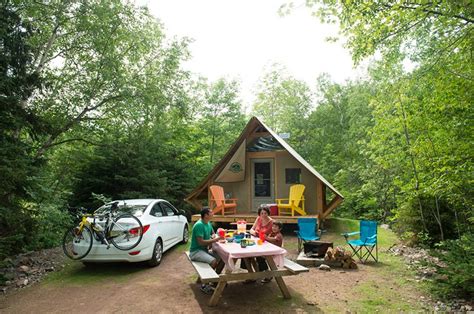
[234,233,244,243]
[237,220,247,234]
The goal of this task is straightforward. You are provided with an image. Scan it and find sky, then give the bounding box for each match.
[140,0,363,108]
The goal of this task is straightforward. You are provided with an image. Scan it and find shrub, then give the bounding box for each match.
[430,233,474,300]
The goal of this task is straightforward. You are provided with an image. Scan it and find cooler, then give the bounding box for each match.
[268,203,278,216]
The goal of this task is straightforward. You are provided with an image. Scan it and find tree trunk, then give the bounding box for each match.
[398,96,428,233]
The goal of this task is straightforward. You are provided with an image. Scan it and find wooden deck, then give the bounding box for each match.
[191,213,318,224]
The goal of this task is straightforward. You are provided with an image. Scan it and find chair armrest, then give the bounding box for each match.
[276,198,288,204]
[364,234,377,244]
[342,231,360,240]
[225,198,237,202]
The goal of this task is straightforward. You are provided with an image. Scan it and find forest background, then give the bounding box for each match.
[1,0,472,299]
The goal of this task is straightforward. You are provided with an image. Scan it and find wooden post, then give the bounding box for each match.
[316,179,325,217]
[321,195,343,219]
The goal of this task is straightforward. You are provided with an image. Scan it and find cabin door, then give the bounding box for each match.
[251,159,274,212]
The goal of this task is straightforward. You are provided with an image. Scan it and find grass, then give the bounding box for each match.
[322,217,426,312]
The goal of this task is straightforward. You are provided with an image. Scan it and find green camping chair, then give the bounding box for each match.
[342,220,378,263]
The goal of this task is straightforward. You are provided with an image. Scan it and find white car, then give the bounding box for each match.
[81,199,189,267]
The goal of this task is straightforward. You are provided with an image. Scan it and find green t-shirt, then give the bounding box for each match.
[190,219,214,253]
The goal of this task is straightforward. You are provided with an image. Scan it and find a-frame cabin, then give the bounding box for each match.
[186,117,344,223]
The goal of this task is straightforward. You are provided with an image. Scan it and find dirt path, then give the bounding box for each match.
[0,234,428,313]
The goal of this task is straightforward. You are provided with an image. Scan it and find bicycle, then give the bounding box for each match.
[62,202,144,260]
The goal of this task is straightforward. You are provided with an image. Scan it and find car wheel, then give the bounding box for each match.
[181,225,189,244]
[148,238,163,267]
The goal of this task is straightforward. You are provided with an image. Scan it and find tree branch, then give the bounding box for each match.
[35,93,126,157]
[46,137,105,148]
[382,3,474,24]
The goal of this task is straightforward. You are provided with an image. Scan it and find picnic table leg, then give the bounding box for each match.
[250,258,260,272]
[265,256,291,299]
[216,259,225,274]
[243,258,254,272]
[209,280,226,306]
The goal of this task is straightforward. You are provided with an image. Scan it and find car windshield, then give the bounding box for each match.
[95,204,147,217]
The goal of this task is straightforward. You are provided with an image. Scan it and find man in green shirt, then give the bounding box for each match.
[190,207,222,268]
[190,207,223,295]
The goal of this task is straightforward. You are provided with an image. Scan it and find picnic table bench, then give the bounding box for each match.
[185,241,308,306]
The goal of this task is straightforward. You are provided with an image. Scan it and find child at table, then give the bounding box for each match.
[261,220,284,283]
[266,220,283,247]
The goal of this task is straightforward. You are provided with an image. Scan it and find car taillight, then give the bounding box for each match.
[129,224,150,236]
[129,251,141,255]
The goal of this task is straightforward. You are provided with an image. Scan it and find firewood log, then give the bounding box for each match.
[349,261,358,269]
[342,260,351,269]
[325,247,334,261]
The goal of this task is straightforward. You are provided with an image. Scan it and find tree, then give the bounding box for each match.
[252,65,313,150]
[0,2,46,257]
[17,0,190,157]
[189,78,246,170]
[304,0,473,72]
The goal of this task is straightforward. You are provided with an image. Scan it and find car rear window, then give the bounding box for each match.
[95,204,147,217]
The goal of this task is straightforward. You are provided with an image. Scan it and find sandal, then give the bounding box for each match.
[261,277,273,283]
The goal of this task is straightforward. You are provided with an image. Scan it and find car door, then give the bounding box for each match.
[149,202,174,250]
[159,201,181,246]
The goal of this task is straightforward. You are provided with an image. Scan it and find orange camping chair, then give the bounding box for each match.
[277,184,307,216]
[209,185,237,215]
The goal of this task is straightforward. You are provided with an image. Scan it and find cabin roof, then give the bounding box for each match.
[185,116,344,202]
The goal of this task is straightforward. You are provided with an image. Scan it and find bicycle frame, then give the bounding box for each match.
[77,211,134,249]
[76,213,112,248]
[63,205,143,260]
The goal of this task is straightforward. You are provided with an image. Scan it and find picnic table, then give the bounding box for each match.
[186,237,308,306]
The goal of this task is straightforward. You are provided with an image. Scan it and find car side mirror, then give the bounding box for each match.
[179,209,186,216]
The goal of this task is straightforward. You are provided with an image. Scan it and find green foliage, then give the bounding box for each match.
[430,233,474,299]
[0,2,49,258]
[68,129,195,211]
[252,65,312,135]
[289,0,474,246]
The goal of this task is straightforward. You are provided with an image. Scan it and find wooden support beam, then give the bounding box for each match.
[185,198,202,211]
[321,195,344,220]
[316,179,325,217]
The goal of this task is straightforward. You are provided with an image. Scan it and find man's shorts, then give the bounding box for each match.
[189,249,219,265]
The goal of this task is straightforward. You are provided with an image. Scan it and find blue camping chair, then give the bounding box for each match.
[295,218,320,252]
[342,220,378,263]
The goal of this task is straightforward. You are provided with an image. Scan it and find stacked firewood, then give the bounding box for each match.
[324,247,358,269]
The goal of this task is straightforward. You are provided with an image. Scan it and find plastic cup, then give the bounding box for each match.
[218,229,225,238]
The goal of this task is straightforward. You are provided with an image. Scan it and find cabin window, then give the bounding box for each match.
[285,168,301,184]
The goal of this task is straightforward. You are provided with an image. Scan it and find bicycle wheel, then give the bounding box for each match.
[109,214,143,250]
[62,225,93,260]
